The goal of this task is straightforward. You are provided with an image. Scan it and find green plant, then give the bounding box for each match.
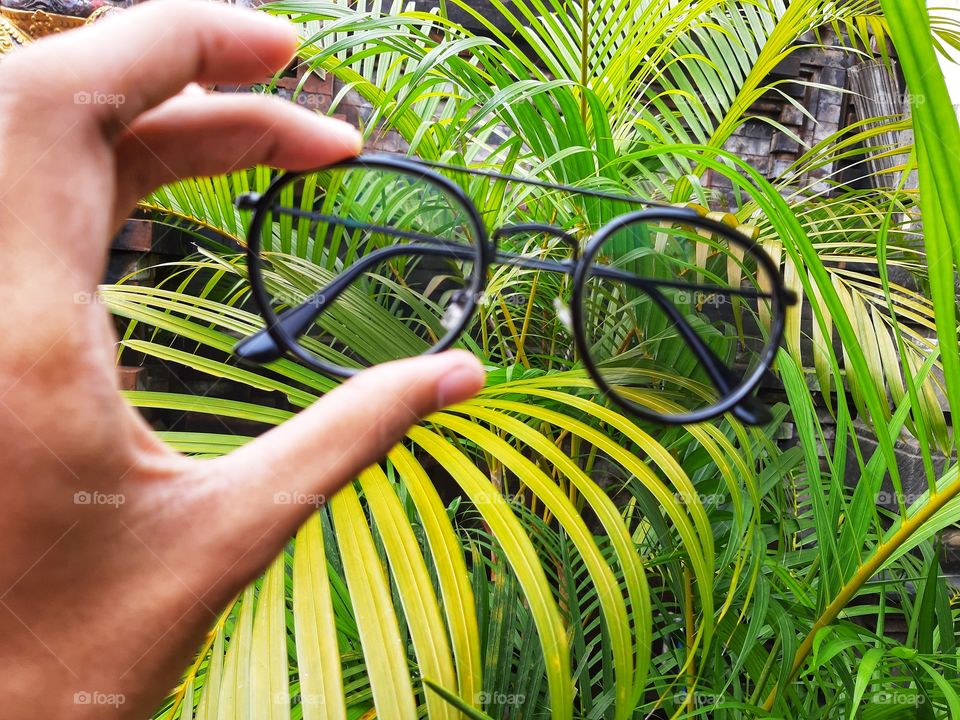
[124,0,960,717]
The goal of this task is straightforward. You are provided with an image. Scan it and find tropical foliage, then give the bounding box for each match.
[110,0,960,716]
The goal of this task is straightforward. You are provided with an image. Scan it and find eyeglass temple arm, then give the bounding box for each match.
[234,242,443,363]
[643,285,772,425]
[235,250,773,425]
[235,235,764,361]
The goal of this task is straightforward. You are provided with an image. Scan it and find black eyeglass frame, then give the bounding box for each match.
[235,154,797,426]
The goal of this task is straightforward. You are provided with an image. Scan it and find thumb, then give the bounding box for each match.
[191,350,484,571]
[228,350,485,487]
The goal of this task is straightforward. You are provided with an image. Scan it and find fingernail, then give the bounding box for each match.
[307,117,363,156]
[437,360,485,406]
[181,82,207,97]
[342,124,364,154]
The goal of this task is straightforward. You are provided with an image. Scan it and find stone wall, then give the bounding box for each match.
[718,40,855,194]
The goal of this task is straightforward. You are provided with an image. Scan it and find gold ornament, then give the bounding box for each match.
[0,11,30,54]
[0,3,122,56]
[0,6,85,38]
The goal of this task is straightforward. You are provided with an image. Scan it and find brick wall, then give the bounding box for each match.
[719,42,854,191]
[230,26,872,201]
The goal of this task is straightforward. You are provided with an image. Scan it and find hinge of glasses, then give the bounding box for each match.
[235,192,262,210]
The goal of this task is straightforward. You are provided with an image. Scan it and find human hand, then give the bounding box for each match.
[0,3,485,718]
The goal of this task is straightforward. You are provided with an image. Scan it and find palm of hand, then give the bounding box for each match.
[0,4,484,717]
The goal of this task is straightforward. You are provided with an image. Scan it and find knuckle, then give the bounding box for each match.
[0,56,41,114]
[0,43,87,127]
[339,368,389,403]
[0,39,57,98]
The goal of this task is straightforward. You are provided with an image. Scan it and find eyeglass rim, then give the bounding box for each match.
[571,206,791,425]
[243,155,491,378]
[241,154,792,425]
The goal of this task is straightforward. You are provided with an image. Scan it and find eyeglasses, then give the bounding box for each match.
[232,155,797,426]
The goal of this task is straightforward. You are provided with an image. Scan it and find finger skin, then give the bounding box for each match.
[197,351,486,585]
[0,1,361,278]
[0,352,485,719]
[114,92,362,217]
[2,0,300,136]
[0,2,490,719]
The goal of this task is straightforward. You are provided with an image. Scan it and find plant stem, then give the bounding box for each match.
[579,0,588,122]
[763,478,960,710]
[684,565,695,714]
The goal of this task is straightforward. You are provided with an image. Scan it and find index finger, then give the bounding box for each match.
[15,0,299,136]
